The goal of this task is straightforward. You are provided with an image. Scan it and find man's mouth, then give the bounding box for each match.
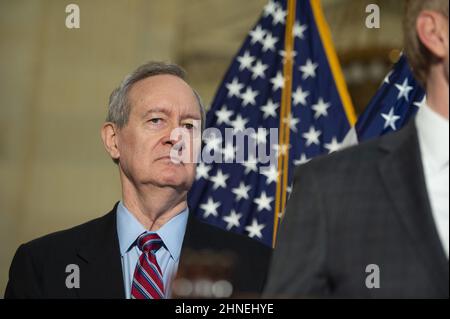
[157,155,183,165]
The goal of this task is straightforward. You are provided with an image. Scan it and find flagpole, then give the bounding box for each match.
[273,0,297,248]
[311,0,357,126]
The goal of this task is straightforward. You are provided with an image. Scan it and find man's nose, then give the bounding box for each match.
[163,124,184,147]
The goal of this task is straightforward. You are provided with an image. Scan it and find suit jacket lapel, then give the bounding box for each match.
[378,122,449,295]
[179,213,199,267]
[75,205,125,298]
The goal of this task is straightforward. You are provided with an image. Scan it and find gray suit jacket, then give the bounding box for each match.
[264,122,449,298]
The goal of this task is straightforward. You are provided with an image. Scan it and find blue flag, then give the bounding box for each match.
[188,0,355,246]
[355,54,426,142]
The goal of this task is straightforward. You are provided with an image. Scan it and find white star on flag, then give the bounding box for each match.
[273,143,291,156]
[241,155,258,174]
[251,128,268,145]
[253,191,274,212]
[395,78,413,101]
[226,77,243,98]
[279,49,298,61]
[300,59,318,79]
[237,50,255,71]
[245,219,265,239]
[324,137,342,153]
[215,105,233,125]
[381,108,401,130]
[222,143,236,162]
[204,134,222,152]
[272,7,286,25]
[223,210,242,230]
[240,87,259,106]
[292,86,310,106]
[262,32,278,52]
[312,98,331,119]
[200,197,220,218]
[196,162,211,180]
[260,165,279,185]
[249,26,266,45]
[232,182,251,201]
[251,60,269,79]
[231,114,249,131]
[302,126,322,146]
[283,113,300,133]
[210,169,230,190]
[270,71,284,91]
[261,99,279,119]
[263,0,277,18]
[294,154,310,166]
[293,22,307,39]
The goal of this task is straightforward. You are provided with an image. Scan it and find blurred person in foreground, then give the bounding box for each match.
[5,62,271,299]
[264,0,448,298]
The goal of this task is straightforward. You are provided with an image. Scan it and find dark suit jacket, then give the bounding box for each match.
[5,204,271,298]
[264,122,449,298]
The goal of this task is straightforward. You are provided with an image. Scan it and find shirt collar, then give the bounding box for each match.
[415,102,449,171]
[116,201,189,261]
[156,207,189,262]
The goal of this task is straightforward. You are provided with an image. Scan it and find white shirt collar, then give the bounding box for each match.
[415,102,449,172]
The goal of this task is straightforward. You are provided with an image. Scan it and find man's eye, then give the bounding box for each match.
[149,118,162,124]
[183,123,194,130]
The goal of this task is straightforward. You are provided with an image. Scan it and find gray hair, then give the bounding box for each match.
[106,61,206,132]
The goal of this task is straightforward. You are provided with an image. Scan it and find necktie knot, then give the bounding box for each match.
[137,233,163,253]
[132,232,165,299]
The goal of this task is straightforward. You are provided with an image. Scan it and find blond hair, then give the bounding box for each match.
[404,0,449,88]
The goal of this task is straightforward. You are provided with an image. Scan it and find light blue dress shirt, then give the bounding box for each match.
[116,201,188,299]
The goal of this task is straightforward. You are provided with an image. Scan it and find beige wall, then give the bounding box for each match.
[0,0,268,296]
[0,0,403,295]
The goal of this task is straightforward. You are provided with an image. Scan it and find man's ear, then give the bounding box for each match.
[101,122,120,162]
[416,11,448,60]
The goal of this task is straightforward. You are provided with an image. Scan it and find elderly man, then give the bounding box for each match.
[264,0,448,298]
[5,62,271,299]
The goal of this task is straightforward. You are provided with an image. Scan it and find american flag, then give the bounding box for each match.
[354,54,426,142]
[188,0,355,247]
